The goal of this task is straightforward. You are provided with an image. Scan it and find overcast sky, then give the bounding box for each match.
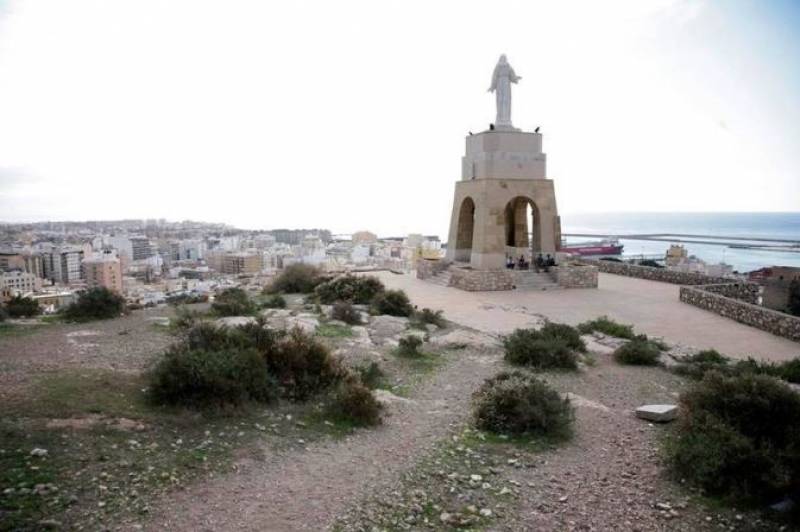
[1,0,798,237]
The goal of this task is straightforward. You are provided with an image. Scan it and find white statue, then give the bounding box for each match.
[488,54,521,129]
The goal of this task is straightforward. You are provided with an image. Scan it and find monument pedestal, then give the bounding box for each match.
[444,129,561,275]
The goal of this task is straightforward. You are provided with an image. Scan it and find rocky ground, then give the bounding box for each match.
[0,299,783,531]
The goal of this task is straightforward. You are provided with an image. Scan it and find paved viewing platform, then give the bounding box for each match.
[377,271,800,361]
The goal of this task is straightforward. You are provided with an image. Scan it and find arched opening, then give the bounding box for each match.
[504,196,541,262]
[455,197,475,263]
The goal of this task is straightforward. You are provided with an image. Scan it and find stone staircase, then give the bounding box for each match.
[512,271,561,291]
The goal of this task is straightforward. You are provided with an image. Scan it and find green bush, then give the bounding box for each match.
[327,378,382,426]
[261,294,287,309]
[673,349,730,379]
[171,306,203,331]
[788,278,800,317]
[666,371,800,503]
[613,337,662,365]
[639,259,664,268]
[413,308,445,328]
[0,305,7,322]
[4,295,40,318]
[397,335,424,357]
[62,287,125,322]
[267,327,346,400]
[539,322,586,353]
[503,328,579,370]
[148,347,278,408]
[314,274,385,304]
[211,287,256,316]
[371,289,414,317]
[733,356,800,385]
[166,293,208,306]
[577,316,635,339]
[266,264,325,294]
[149,322,344,407]
[472,370,573,437]
[331,301,362,325]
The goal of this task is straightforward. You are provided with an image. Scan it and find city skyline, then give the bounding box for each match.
[1,0,799,238]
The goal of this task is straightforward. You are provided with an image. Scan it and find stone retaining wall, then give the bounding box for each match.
[680,286,800,342]
[584,260,737,286]
[450,268,513,291]
[699,282,760,305]
[553,263,598,289]
[416,259,450,280]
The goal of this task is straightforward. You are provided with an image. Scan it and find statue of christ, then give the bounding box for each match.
[488,54,521,129]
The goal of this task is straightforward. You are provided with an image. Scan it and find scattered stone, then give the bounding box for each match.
[30,448,48,457]
[479,508,492,517]
[215,316,257,327]
[635,404,678,423]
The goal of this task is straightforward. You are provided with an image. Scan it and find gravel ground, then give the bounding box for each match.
[0,307,173,399]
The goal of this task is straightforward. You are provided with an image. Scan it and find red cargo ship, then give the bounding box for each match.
[560,238,624,256]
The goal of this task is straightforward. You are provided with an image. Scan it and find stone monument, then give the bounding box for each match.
[418,55,596,291]
[447,56,560,264]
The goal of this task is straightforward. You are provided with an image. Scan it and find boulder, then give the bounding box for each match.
[369,315,409,345]
[216,316,257,327]
[429,329,500,349]
[635,404,678,423]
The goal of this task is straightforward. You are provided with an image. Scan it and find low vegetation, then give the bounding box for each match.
[397,335,424,357]
[326,378,382,427]
[166,293,208,306]
[149,322,346,407]
[314,274,385,305]
[211,287,257,316]
[260,293,287,309]
[672,349,800,384]
[330,300,362,325]
[354,361,385,389]
[266,264,326,294]
[412,307,445,329]
[61,287,126,322]
[577,316,635,339]
[4,295,41,318]
[371,289,414,317]
[666,371,800,511]
[472,370,574,438]
[503,323,584,370]
[613,336,663,365]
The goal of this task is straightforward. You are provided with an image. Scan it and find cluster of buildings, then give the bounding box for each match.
[0,219,442,312]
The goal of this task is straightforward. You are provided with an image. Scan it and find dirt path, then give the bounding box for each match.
[134,346,501,531]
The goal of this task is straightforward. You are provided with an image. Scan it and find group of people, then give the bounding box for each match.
[506,253,556,272]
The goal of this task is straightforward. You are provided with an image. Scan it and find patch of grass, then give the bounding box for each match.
[354,361,386,389]
[411,308,445,329]
[316,322,354,338]
[0,322,44,339]
[577,316,635,339]
[0,369,148,420]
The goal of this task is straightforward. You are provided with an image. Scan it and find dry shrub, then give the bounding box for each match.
[473,370,573,438]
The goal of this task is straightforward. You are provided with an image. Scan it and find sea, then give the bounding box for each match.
[560,212,800,273]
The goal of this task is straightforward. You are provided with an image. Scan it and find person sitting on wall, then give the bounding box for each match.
[536,254,545,271]
[518,255,526,270]
[546,254,556,268]
[506,255,514,269]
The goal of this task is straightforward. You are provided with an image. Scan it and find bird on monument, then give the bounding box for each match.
[489,123,495,130]
[535,126,540,133]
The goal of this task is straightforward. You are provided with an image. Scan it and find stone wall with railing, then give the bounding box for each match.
[582,259,738,286]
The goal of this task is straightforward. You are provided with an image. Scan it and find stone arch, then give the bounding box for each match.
[454,197,476,262]
[504,196,542,259]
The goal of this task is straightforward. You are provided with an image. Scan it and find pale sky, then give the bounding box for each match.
[1,0,798,237]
